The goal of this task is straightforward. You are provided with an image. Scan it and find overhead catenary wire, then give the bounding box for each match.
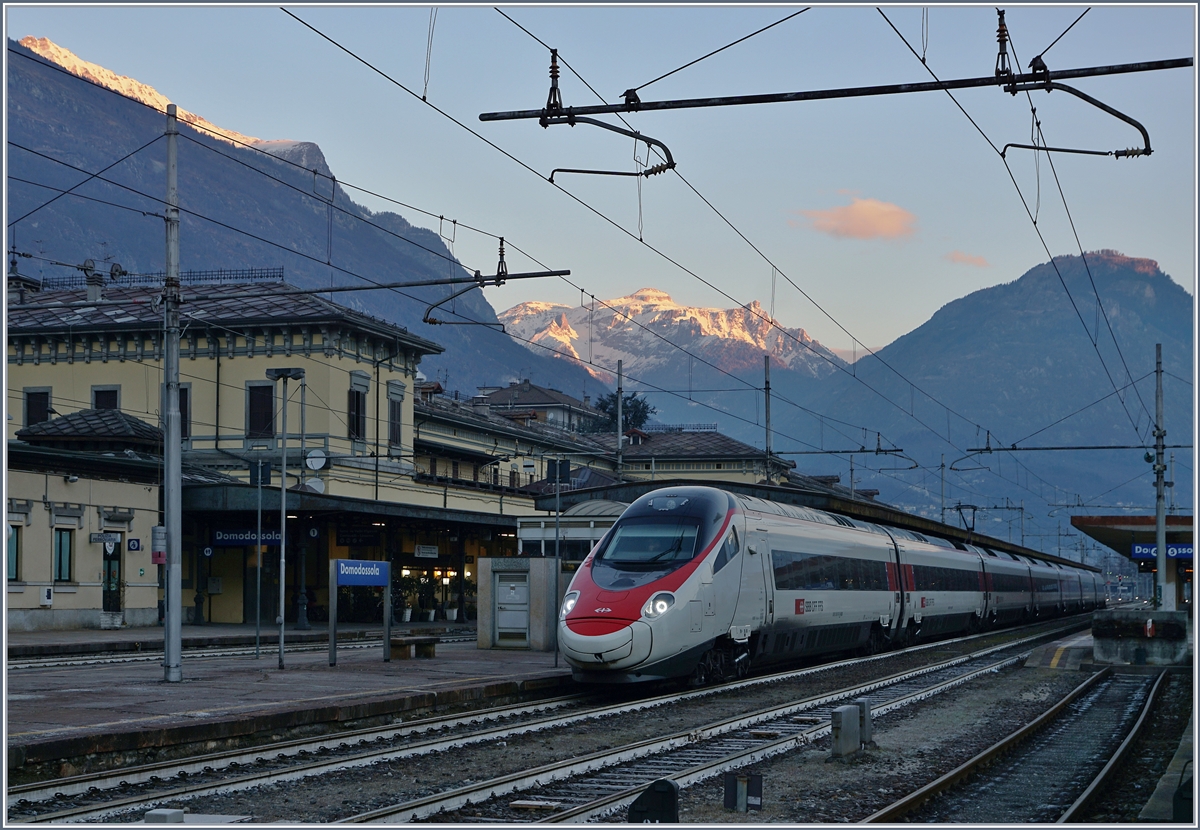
[266,12,911,457]
[6,46,513,255]
[7,134,164,227]
[9,128,885,461]
[278,9,1115,518]
[494,12,993,452]
[620,7,810,97]
[491,12,1085,514]
[874,8,1157,475]
[9,27,1156,518]
[1002,27,1155,441]
[1035,8,1091,63]
[7,171,165,223]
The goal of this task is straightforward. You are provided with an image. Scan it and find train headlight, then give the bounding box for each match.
[560,591,579,619]
[641,592,675,619]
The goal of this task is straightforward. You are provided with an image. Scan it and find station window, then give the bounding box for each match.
[24,388,51,427]
[387,380,406,451]
[348,371,370,442]
[348,389,366,441]
[246,383,274,438]
[161,383,191,441]
[7,526,20,581]
[53,528,73,582]
[92,386,119,410]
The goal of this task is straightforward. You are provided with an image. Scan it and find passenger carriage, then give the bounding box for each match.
[557,485,1099,684]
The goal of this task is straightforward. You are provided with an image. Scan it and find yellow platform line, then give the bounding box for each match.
[1048,646,1068,668]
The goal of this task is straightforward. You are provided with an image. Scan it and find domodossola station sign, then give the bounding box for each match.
[328,558,392,666]
[1131,543,1194,559]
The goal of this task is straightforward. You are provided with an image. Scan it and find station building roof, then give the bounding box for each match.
[7,280,444,357]
[1070,514,1194,560]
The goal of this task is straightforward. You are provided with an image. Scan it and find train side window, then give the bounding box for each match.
[713,527,739,573]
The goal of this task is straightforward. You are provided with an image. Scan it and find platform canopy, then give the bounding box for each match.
[1070,514,1194,560]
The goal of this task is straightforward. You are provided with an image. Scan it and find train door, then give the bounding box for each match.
[733,528,772,629]
[759,532,775,627]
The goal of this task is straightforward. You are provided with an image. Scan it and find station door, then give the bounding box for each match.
[494,572,530,647]
[102,541,122,612]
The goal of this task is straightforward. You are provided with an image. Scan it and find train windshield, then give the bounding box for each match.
[597,519,700,566]
[591,488,733,581]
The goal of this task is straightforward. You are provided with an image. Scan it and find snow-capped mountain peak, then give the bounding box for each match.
[499,289,844,383]
[19,36,274,149]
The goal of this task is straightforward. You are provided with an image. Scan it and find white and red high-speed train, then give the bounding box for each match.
[557,486,1103,684]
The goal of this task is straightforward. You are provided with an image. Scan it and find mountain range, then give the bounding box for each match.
[502,254,1194,527]
[499,287,844,383]
[6,36,599,398]
[7,36,1194,535]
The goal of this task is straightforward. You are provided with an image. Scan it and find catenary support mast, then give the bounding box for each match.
[163,104,183,683]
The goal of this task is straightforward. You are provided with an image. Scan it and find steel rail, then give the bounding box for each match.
[6,691,589,810]
[342,647,1041,823]
[10,620,1082,822]
[479,59,1193,122]
[6,634,479,670]
[542,652,1032,823]
[1057,670,1170,823]
[860,667,1115,822]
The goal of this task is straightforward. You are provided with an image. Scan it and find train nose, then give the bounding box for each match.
[559,619,652,668]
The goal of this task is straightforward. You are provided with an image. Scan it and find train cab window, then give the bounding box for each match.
[712,527,739,573]
[595,519,700,567]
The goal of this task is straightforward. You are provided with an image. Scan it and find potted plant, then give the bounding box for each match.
[392,574,420,623]
[417,575,437,622]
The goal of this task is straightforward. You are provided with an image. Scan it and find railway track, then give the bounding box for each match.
[341,637,1047,823]
[6,635,477,670]
[6,620,1084,824]
[864,668,1168,823]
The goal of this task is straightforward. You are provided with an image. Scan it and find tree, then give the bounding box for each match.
[589,391,657,433]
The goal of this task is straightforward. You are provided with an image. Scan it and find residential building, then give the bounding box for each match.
[475,379,602,431]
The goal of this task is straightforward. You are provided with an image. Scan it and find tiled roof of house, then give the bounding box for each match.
[16,408,162,446]
[414,392,608,454]
[7,283,443,355]
[481,380,600,413]
[590,429,792,464]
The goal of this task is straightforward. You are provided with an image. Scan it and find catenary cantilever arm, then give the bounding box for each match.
[1002,81,1152,158]
[541,115,676,182]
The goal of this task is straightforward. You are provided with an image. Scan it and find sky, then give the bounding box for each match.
[3,3,1197,359]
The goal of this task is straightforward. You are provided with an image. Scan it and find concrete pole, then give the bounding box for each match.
[163,104,183,683]
[940,454,946,525]
[279,375,290,668]
[1154,344,1173,610]
[255,461,262,658]
[554,460,561,667]
[297,377,309,630]
[616,360,623,481]
[764,355,772,484]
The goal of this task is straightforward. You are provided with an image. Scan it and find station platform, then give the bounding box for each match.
[1023,631,1095,670]
[4,622,573,775]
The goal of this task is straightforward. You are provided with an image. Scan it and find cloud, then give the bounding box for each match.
[792,197,917,240]
[944,250,990,267]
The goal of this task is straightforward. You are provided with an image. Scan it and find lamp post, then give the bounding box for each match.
[266,367,304,669]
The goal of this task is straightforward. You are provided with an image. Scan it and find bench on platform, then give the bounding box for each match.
[390,636,438,659]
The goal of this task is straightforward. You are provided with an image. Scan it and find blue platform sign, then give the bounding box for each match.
[1131,543,1193,560]
[335,559,389,587]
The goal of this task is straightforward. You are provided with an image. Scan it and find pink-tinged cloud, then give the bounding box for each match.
[945,250,990,267]
[793,197,917,240]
